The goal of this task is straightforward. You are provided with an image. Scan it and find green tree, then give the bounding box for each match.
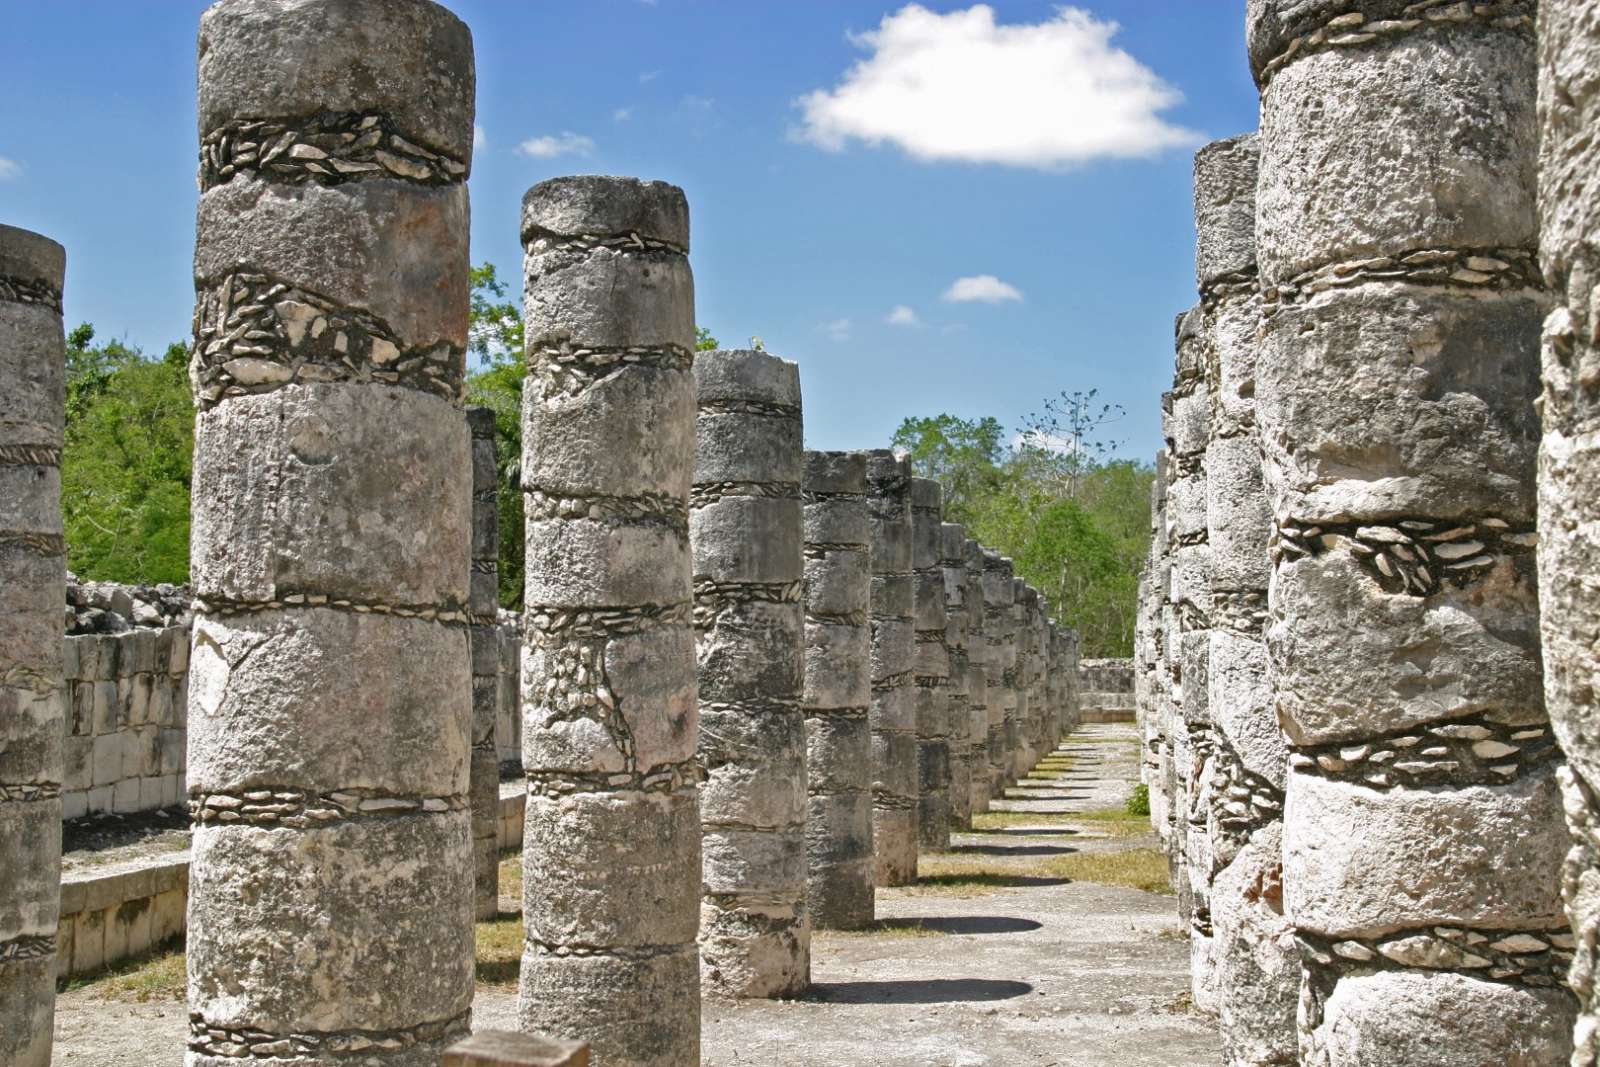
[61,326,194,583]
[894,400,1152,657]
[889,414,1006,525]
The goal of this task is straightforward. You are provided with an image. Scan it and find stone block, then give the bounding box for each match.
[1284,765,1566,937]
[517,946,698,1067]
[188,813,474,1033]
[522,789,698,950]
[190,384,471,605]
[445,1031,590,1067]
[187,607,469,796]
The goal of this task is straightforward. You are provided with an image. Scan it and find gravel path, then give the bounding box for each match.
[53,723,1217,1066]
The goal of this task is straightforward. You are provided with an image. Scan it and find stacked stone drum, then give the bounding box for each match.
[469,406,502,921]
[940,522,974,833]
[186,2,478,1062]
[910,478,951,850]
[692,348,809,998]
[801,450,875,930]
[0,223,66,1067]
[1194,133,1297,1066]
[519,175,701,1065]
[1538,1,1600,1061]
[1250,2,1573,1061]
[863,450,918,886]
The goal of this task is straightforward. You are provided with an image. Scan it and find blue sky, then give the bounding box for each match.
[0,2,1260,458]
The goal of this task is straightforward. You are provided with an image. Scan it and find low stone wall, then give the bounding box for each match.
[1077,658,1135,723]
[59,626,190,820]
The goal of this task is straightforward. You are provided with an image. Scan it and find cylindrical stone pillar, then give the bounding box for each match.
[0,224,65,1067]
[910,478,951,850]
[962,539,991,816]
[980,552,1015,799]
[519,177,700,1065]
[691,348,809,998]
[940,522,974,832]
[1007,578,1029,782]
[187,4,476,1063]
[469,407,502,921]
[1194,133,1296,1067]
[801,450,875,930]
[1250,3,1573,1062]
[863,450,918,885]
[1170,303,1219,1015]
[1540,5,1600,1061]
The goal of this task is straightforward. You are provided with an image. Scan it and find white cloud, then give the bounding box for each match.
[473,124,486,150]
[886,304,921,326]
[942,274,1023,304]
[821,318,852,342]
[516,132,596,159]
[613,107,634,123]
[640,70,662,83]
[0,157,20,180]
[794,4,1196,169]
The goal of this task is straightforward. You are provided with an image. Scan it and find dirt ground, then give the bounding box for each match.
[52,723,1218,1065]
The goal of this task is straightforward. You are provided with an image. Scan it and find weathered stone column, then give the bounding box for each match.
[0,224,65,1067]
[911,478,951,849]
[520,177,700,1064]
[801,450,875,930]
[980,552,1015,799]
[1137,453,1171,838]
[692,348,809,998]
[863,450,918,885]
[469,407,502,921]
[963,538,992,816]
[1169,303,1219,1015]
[1250,3,1572,1061]
[187,4,475,1062]
[1540,6,1600,1062]
[1007,578,1029,780]
[1194,133,1296,1067]
[940,522,974,832]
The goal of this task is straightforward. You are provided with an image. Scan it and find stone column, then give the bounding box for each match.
[1250,4,1572,1062]
[469,407,502,921]
[801,450,875,930]
[692,348,809,998]
[940,522,974,832]
[0,224,65,1067]
[1009,577,1030,780]
[1194,133,1296,1067]
[1169,303,1219,1015]
[187,4,476,1062]
[911,478,951,850]
[519,177,700,1064]
[863,450,918,885]
[963,539,991,816]
[980,552,1015,799]
[1137,453,1170,836]
[1540,5,1600,1061]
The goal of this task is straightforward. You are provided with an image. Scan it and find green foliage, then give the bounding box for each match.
[1126,783,1151,817]
[893,405,1152,657]
[696,326,719,351]
[61,326,194,583]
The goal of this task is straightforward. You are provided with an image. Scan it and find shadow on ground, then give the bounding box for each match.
[805,978,1034,1004]
[915,873,1072,889]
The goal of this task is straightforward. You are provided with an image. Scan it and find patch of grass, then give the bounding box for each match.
[65,938,186,1001]
[910,854,1070,897]
[475,913,523,989]
[498,850,523,903]
[1044,848,1172,895]
[820,918,949,939]
[1069,807,1154,837]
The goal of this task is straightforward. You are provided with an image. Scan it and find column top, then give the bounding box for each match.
[521,175,689,250]
[198,0,476,164]
[0,223,66,290]
[693,347,801,408]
